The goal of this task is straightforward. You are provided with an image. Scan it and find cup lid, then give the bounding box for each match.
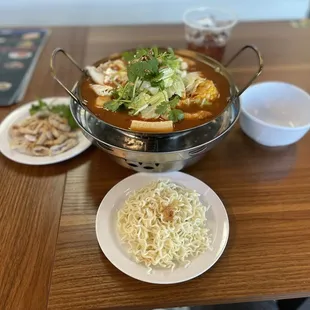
[183,7,238,31]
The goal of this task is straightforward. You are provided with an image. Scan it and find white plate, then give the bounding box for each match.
[96,172,229,284]
[0,97,92,165]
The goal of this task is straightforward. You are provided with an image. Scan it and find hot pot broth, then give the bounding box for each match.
[80,48,231,132]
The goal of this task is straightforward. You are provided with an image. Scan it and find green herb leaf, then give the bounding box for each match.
[155,102,169,115]
[131,77,139,100]
[156,47,180,70]
[169,96,180,108]
[29,98,48,115]
[104,100,124,112]
[135,48,149,58]
[122,48,150,62]
[127,58,159,82]
[167,47,175,56]
[68,116,78,129]
[150,79,165,90]
[49,104,78,129]
[152,46,159,58]
[114,82,133,101]
[140,91,168,119]
[168,109,184,122]
[122,51,135,62]
[155,96,180,116]
[29,99,78,129]
[118,47,186,118]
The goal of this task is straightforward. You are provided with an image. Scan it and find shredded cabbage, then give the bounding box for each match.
[166,74,186,98]
[139,80,159,95]
[139,91,168,119]
[159,67,175,87]
[129,92,151,115]
[183,72,204,94]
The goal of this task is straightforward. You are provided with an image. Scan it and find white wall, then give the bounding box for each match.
[0,0,308,26]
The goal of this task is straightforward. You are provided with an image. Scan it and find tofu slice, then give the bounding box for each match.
[130,120,173,133]
[95,96,111,108]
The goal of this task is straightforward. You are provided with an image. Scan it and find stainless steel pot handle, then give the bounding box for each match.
[50,48,84,102]
[224,45,263,96]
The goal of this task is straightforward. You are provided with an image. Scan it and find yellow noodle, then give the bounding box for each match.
[117,180,211,272]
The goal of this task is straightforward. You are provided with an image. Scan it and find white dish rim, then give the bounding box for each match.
[241,81,310,131]
[0,96,92,165]
[95,171,230,284]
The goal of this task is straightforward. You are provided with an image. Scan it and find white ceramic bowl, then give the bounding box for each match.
[240,81,310,147]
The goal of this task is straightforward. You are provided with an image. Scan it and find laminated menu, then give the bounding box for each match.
[0,28,50,106]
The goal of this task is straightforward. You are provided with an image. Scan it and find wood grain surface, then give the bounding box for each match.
[48,22,310,310]
[0,27,89,310]
[1,22,310,310]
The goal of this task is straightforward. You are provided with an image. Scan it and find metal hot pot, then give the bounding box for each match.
[50,46,263,172]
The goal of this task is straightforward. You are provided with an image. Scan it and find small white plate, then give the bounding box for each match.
[0,97,92,165]
[96,172,229,284]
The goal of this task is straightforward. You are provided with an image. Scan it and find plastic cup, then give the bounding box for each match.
[183,7,238,62]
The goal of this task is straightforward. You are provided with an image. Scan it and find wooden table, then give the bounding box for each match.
[1,22,310,310]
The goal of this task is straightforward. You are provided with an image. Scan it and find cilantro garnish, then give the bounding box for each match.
[29,98,48,115]
[122,51,135,62]
[111,47,187,122]
[105,100,124,112]
[168,109,184,122]
[155,102,169,115]
[49,104,78,129]
[29,98,78,129]
[155,96,180,116]
[127,57,159,82]
[152,46,159,58]
[169,96,180,108]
